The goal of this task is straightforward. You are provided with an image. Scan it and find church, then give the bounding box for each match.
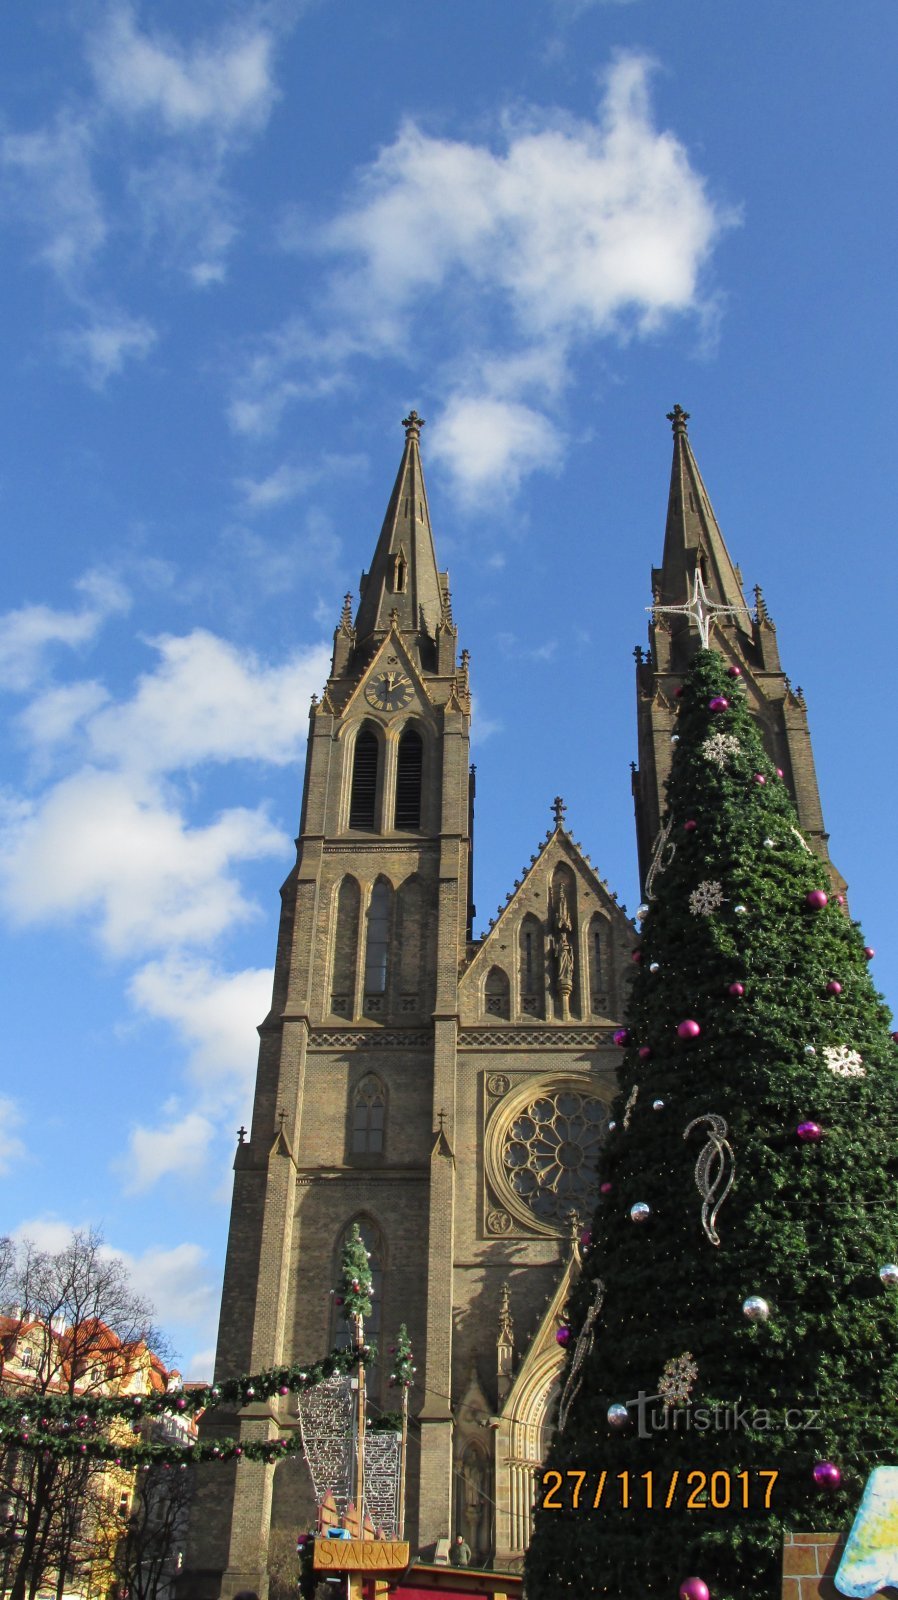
[180,407,840,1597]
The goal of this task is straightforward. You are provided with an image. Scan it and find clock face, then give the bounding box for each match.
[364,669,413,713]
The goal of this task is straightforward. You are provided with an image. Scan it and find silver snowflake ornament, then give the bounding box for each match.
[658,1352,699,1408]
[689,880,725,917]
[702,731,742,769]
[823,1045,866,1079]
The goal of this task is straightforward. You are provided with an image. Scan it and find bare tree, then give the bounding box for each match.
[0,1227,165,1600]
[90,1461,194,1600]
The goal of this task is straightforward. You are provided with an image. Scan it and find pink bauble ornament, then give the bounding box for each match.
[638,1045,652,1061]
[674,685,684,697]
[753,773,766,785]
[555,1326,571,1348]
[709,696,729,712]
[600,1181,613,1195]
[813,1461,841,1489]
[580,1228,592,1248]
[176,1397,186,1411]
[677,1019,701,1040]
[684,819,697,832]
[613,1028,631,1047]
[776,767,784,777]
[864,947,875,960]
[279,1385,290,1396]
[797,1122,824,1143]
[727,982,744,998]
[679,1580,710,1600]
[727,665,742,678]
[805,890,828,910]
[891,1032,898,1044]
[826,980,842,995]
[836,893,845,905]
[632,949,643,963]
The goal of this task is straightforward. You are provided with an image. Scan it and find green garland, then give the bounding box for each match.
[0,1342,366,1428]
[388,1323,414,1389]
[0,1419,307,1467]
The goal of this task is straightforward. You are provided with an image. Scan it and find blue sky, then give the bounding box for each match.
[2,0,897,1375]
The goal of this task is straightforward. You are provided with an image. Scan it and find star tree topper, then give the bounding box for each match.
[649,562,751,650]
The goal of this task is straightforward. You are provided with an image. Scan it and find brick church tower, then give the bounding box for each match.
[180,414,636,1596]
[632,404,845,899]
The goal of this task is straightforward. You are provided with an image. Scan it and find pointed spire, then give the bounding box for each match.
[354,412,445,649]
[658,405,751,639]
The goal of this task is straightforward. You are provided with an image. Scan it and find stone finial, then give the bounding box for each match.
[402,410,425,441]
[237,1125,247,1145]
[666,403,690,435]
[754,584,770,623]
[497,1282,514,1347]
[552,795,567,829]
[338,592,353,633]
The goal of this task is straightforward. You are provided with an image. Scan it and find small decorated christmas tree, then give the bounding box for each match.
[526,648,898,1600]
[337,1223,373,1330]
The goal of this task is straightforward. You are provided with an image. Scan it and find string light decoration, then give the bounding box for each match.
[363,1429,402,1538]
[297,1375,355,1514]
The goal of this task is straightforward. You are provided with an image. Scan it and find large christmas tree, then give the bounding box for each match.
[526,648,898,1600]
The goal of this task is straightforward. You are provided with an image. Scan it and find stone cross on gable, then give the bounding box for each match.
[649,563,751,651]
[552,796,567,829]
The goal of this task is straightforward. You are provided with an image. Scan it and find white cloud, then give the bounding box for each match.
[120,1109,217,1194]
[0,570,130,693]
[129,956,272,1089]
[246,55,733,498]
[16,681,110,750]
[127,154,239,285]
[323,57,724,339]
[0,767,286,955]
[0,115,105,283]
[87,6,278,140]
[0,1097,26,1177]
[85,631,330,774]
[237,461,316,510]
[429,396,563,500]
[61,310,158,387]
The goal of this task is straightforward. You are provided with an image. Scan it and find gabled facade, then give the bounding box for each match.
[182,407,841,1597]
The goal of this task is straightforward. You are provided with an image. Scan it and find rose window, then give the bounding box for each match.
[498,1087,607,1227]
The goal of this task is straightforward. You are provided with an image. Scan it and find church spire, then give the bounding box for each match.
[353,411,445,655]
[655,404,750,643]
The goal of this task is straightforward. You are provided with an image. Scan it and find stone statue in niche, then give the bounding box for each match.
[552,882,575,1021]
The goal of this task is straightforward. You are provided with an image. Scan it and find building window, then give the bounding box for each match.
[394,728,423,830]
[364,880,392,996]
[519,914,543,1017]
[484,966,510,1019]
[349,728,379,829]
[352,1074,386,1155]
[590,914,608,1012]
[331,876,361,1018]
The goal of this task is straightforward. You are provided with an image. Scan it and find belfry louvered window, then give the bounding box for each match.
[394,728,423,830]
[349,728,378,829]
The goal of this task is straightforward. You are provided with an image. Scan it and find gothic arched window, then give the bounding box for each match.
[364,880,393,1004]
[394,728,423,831]
[589,913,608,1014]
[519,914,543,1017]
[484,966,510,1019]
[351,1074,386,1156]
[331,876,361,1018]
[349,727,379,830]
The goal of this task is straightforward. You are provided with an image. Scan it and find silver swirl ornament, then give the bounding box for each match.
[645,814,676,901]
[684,1113,735,1247]
[557,1277,605,1431]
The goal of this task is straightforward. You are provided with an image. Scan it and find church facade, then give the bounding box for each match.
[180,409,839,1597]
